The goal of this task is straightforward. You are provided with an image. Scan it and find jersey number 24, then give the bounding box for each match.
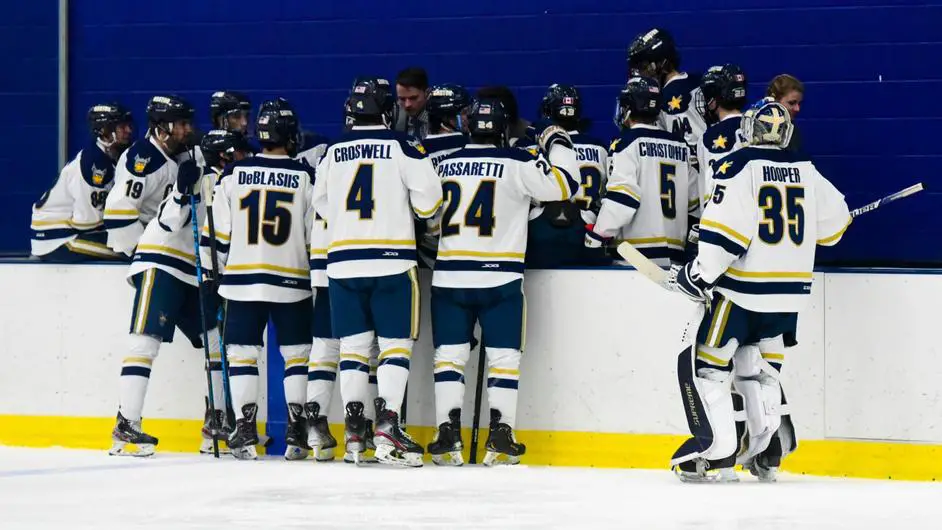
[441,180,496,237]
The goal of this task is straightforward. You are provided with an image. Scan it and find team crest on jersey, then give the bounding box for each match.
[90,164,106,185]
[609,138,621,152]
[133,154,150,174]
[409,139,427,155]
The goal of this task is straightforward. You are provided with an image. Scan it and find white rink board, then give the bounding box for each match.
[0,263,939,445]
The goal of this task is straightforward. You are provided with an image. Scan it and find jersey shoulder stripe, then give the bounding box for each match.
[79,143,116,188]
[702,117,743,155]
[712,146,813,181]
[439,146,536,164]
[610,128,686,155]
[423,134,467,155]
[123,140,168,176]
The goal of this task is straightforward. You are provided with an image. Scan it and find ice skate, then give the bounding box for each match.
[483,410,525,466]
[109,412,158,457]
[199,404,231,455]
[304,402,337,462]
[343,401,371,466]
[373,398,424,467]
[343,418,377,464]
[428,408,464,466]
[228,404,259,461]
[674,458,740,483]
[284,403,311,461]
[744,455,779,483]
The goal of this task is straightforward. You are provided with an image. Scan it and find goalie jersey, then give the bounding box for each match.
[697,114,745,209]
[206,154,316,303]
[434,144,578,289]
[595,124,696,264]
[30,140,115,256]
[104,137,179,255]
[697,145,851,313]
[312,125,443,280]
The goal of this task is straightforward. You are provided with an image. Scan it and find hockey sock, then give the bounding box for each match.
[376,337,413,415]
[282,344,310,406]
[307,337,339,413]
[339,331,374,409]
[207,328,225,412]
[485,347,522,428]
[227,345,260,420]
[434,343,471,426]
[118,334,161,422]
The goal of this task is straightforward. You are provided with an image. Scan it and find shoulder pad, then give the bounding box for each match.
[79,146,115,188]
[124,140,168,176]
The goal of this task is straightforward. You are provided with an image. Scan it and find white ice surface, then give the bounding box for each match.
[1,446,941,529]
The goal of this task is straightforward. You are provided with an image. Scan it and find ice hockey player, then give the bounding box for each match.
[668,101,851,482]
[584,76,695,267]
[697,64,748,209]
[428,98,578,466]
[423,84,472,168]
[204,101,317,461]
[190,91,252,167]
[312,78,443,467]
[103,95,195,256]
[526,84,612,268]
[627,28,706,170]
[108,128,252,456]
[31,103,134,262]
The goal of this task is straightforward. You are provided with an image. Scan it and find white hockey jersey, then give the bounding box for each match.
[697,114,745,210]
[30,140,116,256]
[423,132,468,169]
[595,124,694,264]
[128,167,221,286]
[104,137,178,255]
[296,132,331,289]
[312,125,443,280]
[296,131,331,169]
[206,154,316,303]
[569,131,609,210]
[696,145,852,312]
[434,144,578,289]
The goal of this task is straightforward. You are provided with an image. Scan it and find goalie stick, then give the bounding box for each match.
[850,182,924,218]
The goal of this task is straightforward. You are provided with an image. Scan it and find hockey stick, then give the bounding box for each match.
[468,335,486,464]
[615,241,668,284]
[190,190,220,459]
[850,182,924,218]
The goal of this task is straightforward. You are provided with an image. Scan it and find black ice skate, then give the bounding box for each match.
[284,403,311,461]
[428,408,464,466]
[109,412,158,457]
[483,409,525,466]
[673,457,739,483]
[305,402,337,462]
[373,398,424,467]
[344,417,378,464]
[200,401,231,455]
[228,404,260,460]
[343,401,370,465]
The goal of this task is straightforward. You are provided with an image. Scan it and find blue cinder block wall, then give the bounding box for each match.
[6,0,940,264]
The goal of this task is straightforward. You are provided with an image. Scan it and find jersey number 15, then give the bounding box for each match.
[240,189,295,245]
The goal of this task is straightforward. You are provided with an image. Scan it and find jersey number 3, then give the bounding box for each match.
[441,180,496,237]
[240,189,295,245]
[759,186,804,245]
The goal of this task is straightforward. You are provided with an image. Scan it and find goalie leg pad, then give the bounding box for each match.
[734,337,787,462]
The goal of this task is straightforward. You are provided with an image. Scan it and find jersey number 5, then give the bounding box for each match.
[441,180,496,237]
[240,189,295,245]
[659,163,676,219]
[759,185,804,245]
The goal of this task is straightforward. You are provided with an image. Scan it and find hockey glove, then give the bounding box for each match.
[673,261,712,305]
[176,159,201,196]
[584,224,611,248]
[533,120,573,154]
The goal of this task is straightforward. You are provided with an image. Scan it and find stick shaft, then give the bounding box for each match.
[469,337,486,464]
[190,193,220,459]
[850,183,924,218]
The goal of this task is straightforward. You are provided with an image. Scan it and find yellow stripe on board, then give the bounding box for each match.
[3,415,942,481]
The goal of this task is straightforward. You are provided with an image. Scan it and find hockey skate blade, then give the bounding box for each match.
[108,442,155,457]
[374,444,423,468]
[431,451,464,466]
[284,445,310,461]
[482,451,521,467]
[199,439,231,455]
[343,450,377,465]
[673,466,740,484]
[230,446,258,461]
[312,446,336,462]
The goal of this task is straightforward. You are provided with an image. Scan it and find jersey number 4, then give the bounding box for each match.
[347,164,375,219]
[240,189,295,245]
[759,186,804,245]
[441,180,496,237]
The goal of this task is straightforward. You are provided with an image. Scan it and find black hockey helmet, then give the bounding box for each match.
[255,99,301,151]
[614,76,662,128]
[540,84,582,126]
[209,91,251,128]
[87,102,133,138]
[467,98,510,144]
[199,129,253,168]
[345,78,395,125]
[627,28,680,82]
[146,94,195,132]
[426,84,472,129]
[699,64,748,124]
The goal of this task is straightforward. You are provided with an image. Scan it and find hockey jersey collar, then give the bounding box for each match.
[629,123,660,131]
[663,72,689,88]
[351,125,387,131]
[719,112,743,122]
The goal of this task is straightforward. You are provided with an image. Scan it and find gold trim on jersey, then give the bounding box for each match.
[436,250,525,259]
[379,348,411,360]
[434,361,465,372]
[705,296,732,348]
[701,219,750,246]
[104,209,140,217]
[414,199,443,218]
[696,349,728,367]
[488,367,520,377]
[284,358,307,368]
[328,238,415,249]
[224,263,308,276]
[31,218,73,228]
[817,217,852,246]
[726,268,812,280]
[202,228,231,242]
[122,356,154,366]
[309,247,327,256]
[607,185,641,202]
[133,269,156,334]
[341,352,370,364]
[136,244,196,263]
[762,352,785,361]
[552,167,570,200]
[408,267,420,339]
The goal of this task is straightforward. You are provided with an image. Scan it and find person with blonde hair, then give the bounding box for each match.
[766,74,804,152]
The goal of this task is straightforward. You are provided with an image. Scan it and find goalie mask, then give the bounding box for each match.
[742,101,793,148]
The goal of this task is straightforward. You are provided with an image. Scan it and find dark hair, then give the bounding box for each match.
[396,67,429,90]
[475,86,519,124]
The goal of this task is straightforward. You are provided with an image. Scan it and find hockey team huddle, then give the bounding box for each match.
[29,28,852,482]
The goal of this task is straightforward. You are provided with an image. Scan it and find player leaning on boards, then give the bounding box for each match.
[428,99,579,466]
[204,101,317,461]
[696,64,748,211]
[103,95,196,257]
[585,76,695,267]
[312,79,443,467]
[31,103,134,262]
[109,128,252,457]
[668,101,851,483]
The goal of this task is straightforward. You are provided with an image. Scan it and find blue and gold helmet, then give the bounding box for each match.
[742,100,793,147]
